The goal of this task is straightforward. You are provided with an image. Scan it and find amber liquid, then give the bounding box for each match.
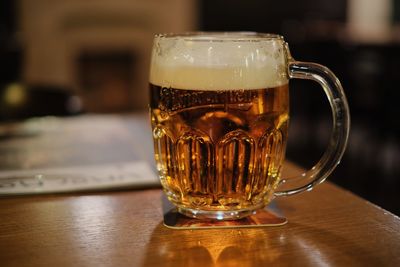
[150,84,289,212]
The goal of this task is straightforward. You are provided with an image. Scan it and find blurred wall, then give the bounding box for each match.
[18,0,198,112]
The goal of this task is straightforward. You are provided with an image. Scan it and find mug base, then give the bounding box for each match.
[177,204,265,220]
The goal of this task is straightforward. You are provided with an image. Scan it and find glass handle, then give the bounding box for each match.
[274,61,350,197]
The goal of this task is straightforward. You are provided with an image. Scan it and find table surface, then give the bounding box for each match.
[1,114,399,267]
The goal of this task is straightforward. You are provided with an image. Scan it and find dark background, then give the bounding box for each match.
[1,0,400,214]
[200,0,400,214]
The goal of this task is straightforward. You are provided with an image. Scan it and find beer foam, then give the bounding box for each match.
[150,36,288,90]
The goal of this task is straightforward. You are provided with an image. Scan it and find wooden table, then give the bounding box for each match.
[0,114,399,266]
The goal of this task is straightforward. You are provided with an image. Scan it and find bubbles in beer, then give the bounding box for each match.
[150,84,289,212]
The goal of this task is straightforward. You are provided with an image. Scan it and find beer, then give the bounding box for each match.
[150,33,291,219]
[149,32,350,220]
[150,84,289,212]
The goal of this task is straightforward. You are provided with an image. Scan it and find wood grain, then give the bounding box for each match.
[1,169,399,266]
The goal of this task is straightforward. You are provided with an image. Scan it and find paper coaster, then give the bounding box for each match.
[0,161,159,195]
[163,207,287,229]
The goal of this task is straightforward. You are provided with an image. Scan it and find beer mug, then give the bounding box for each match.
[149,32,350,220]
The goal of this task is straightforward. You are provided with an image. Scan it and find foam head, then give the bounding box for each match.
[150,33,289,90]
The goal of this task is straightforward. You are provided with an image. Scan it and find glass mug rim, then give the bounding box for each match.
[154,31,285,42]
